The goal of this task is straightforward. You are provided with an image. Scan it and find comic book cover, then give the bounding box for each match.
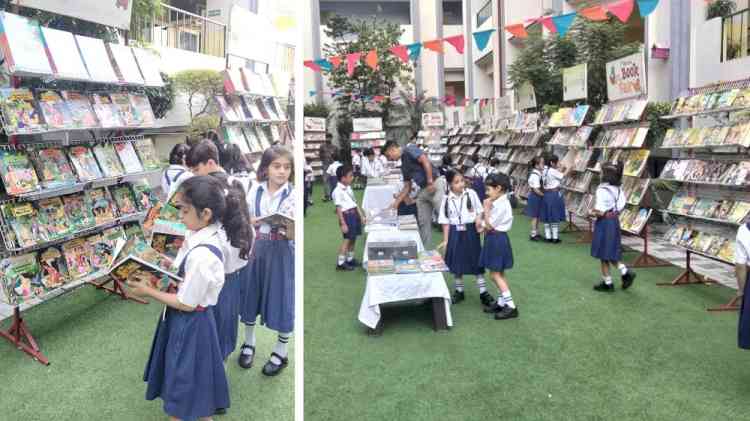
[0,149,40,195]
[31,147,77,189]
[111,184,138,216]
[2,201,42,248]
[110,93,141,127]
[0,88,45,134]
[150,232,184,260]
[131,179,159,212]
[38,246,69,289]
[61,238,94,279]
[129,94,155,127]
[36,197,71,239]
[36,90,73,130]
[718,240,735,262]
[623,150,650,177]
[92,143,125,178]
[87,226,125,272]
[133,137,161,171]
[90,93,125,128]
[87,187,117,225]
[114,141,144,174]
[0,253,44,305]
[61,192,95,231]
[728,201,750,224]
[60,91,99,129]
[67,146,103,182]
[123,221,145,242]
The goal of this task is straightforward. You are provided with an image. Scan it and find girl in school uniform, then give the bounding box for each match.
[524,156,545,241]
[161,143,192,199]
[479,173,519,320]
[333,164,365,270]
[129,176,251,421]
[541,154,571,244]
[736,221,750,349]
[590,162,636,292]
[437,169,493,307]
[239,146,295,377]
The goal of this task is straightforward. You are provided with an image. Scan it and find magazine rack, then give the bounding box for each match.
[303,117,327,179]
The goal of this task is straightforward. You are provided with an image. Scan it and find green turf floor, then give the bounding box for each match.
[1,284,293,420]
[304,186,750,421]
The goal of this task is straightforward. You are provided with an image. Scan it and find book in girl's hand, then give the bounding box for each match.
[31,147,78,189]
[0,88,45,134]
[67,146,103,181]
[93,143,125,178]
[0,149,40,195]
[256,212,294,230]
[114,141,144,174]
[110,238,180,291]
[37,90,74,130]
[0,253,43,305]
[61,91,99,129]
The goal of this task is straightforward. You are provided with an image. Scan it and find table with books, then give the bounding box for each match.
[361,180,399,214]
[357,229,453,332]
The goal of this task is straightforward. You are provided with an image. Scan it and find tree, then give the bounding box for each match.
[172,69,224,140]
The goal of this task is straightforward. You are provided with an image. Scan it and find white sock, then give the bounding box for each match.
[271,332,291,365]
[604,276,613,285]
[531,229,537,237]
[337,255,345,266]
[476,277,487,294]
[617,263,628,276]
[552,224,560,240]
[496,293,505,306]
[454,278,465,292]
[346,252,354,262]
[544,224,552,239]
[502,291,516,309]
[242,323,256,356]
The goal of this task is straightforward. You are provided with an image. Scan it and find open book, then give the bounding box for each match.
[256,212,294,230]
[109,238,180,291]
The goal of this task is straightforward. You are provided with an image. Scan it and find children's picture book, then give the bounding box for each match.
[133,138,161,171]
[62,238,94,279]
[0,253,43,305]
[394,259,421,274]
[37,197,71,239]
[728,201,750,224]
[107,43,145,85]
[263,97,281,120]
[110,238,180,291]
[62,192,95,231]
[244,97,265,120]
[38,246,69,289]
[150,232,184,260]
[39,26,90,81]
[272,98,286,120]
[90,93,125,128]
[61,91,100,129]
[37,90,74,130]
[114,141,144,174]
[2,202,41,248]
[31,147,77,189]
[111,184,138,216]
[129,94,155,127]
[0,149,40,195]
[0,12,53,76]
[366,259,394,275]
[256,212,294,232]
[67,146,102,182]
[93,143,126,178]
[87,226,126,272]
[153,196,187,237]
[131,178,159,211]
[623,150,651,177]
[254,97,272,120]
[257,126,272,150]
[123,221,146,242]
[418,250,449,272]
[87,187,117,225]
[74,34,119,84]
[110,93,142,127]
[0,88,46,134]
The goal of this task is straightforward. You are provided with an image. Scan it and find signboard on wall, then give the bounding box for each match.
[563,63,588,101]
[515,82,537,110]
[495,96,513,119]
[352,117,383,132]
[16,0,133,30]
[421,112,444,127]
[606,52,646,101]
[303,117,326,132]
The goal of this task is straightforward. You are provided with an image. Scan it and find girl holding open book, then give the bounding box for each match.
[129,175,251,421]
[238,146,295,377]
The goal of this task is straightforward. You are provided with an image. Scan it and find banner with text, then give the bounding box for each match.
[606,52,646,102]
[563,63,588,101]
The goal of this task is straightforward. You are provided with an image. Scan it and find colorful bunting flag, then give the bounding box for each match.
[314,58,332,72]
[423,39,444,53]
[473,29,495,51]
[304,60,321,72]
[329,56,342,68]
[389,45,409,63]
[606,0,635,23]
[365,50,378,70]
[637,0,660,17]
[539,16,557,33]
[346,52,361,76]
[579,5,609,21]
[444,35,465,54]
[407,43,422,61]
[552,12,576,37]
[505,23,528,39]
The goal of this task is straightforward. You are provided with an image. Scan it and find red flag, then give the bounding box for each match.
[444,95,456,106]
[443,35,465,54]
[505,23,528,39]
[579,5,609,21]
[329,56,342,68]
[423,39,444,53]
[539,16,557,33]
[304,60,321,72]
[605,0,635,23]
[346,52,362,76]
[365,50,378,70]
[389,45,409,63]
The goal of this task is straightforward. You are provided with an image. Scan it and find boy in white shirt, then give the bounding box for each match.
[332,164,365,270]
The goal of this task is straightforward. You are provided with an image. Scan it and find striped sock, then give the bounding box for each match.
[476,277,487,294]
[552,224,560,240]
[502,291,516,309]
[496,293,505,307]
[271,332,291,365]
[346,252,354,262]
[544,224,552,239]
[242,322,256,356]
[454,278,465,292]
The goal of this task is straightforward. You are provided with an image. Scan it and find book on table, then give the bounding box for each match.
[418,250,449,273]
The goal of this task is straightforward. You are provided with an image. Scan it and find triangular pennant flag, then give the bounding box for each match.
[423,39,444,53]
[308,90,316,97]
[637,0,660,17]
[606,0,635,23]
[365,50,378,70]
[539,16,557,33]
[473,29,495,51]
[329,56,342,68]
[304,60,321,72]
[580,5,608,21]
[389,45,409,63]
[444,95,456,106]
[505,23,528,39]
[552,12,576,37]
[346,52,361,76]
[407,43,422,60]
[444,35,465,54]
[314,59,332,72]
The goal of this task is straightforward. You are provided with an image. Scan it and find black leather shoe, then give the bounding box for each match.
[552,239,562,244]
[215,407,227,416]
[529,235,542,241]
[483,302,504,313]
[238,344,255,369]
[479,291,494,306]
[346,259,360,268]
[494,306,519,320]
[262,352,289,377]
[336,264,354,271]
[452,290,465,304]
[593,281,615,292]
[622,271,636,290]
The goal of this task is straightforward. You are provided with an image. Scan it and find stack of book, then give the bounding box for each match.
[398,215,418,231]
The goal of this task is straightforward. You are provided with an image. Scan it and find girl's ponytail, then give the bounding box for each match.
[223,181,252,259]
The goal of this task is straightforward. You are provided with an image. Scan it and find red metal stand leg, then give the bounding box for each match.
[657,250,715,286]
[563,212,581,233]
[0,307,49,365]
[90,277,149,304]
[707,295,741,312]
[629,224,670,268]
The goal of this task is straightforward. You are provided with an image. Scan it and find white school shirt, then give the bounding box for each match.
[528,169,542,189]
[332,182,358,211]
[487,194,513,232]
[326,161,342,177]
[352,154,361,167]
[218,227,247,274]
[362,158,383,178]
[736,224,750,266]
[594,183,626,213]
[247,181,294,234]
[438,188,482,225]
[543,167,564,189]
[162,165,193,199]
[173,223,225,308]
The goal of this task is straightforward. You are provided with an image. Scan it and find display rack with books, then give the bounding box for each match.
[349,117,385,152]
[655,78,750,311]
[488,112,541,202]
[303,117,327,178]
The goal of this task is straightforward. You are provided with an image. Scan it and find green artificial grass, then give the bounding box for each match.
[304,185,750,421]
[0,284,293,420]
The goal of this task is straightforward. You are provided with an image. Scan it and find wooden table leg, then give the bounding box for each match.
[431,298,448,331]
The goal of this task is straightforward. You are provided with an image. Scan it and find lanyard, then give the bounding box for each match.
[255,185,290,218]
[450,193,466,225]
[605,186,621,213]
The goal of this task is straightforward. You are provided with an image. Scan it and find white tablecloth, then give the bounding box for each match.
[358,230,453,329]
[362,184,398,214]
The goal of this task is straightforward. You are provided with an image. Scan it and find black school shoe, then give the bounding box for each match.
[262,352,289,377]
[452,290,465,304]
[336,264,354,271]
[622,271,637,290]
[346,259,361,268]
[494,306,519,320]
[479,291,494,306]
[215,408,227,416]
[529,234,542,241]
[483,301,504,313]
[552,239,562,244]
[593,281,615,292]
[238,344,255,369]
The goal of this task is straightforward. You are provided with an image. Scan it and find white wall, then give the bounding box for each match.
[646,0,672,102]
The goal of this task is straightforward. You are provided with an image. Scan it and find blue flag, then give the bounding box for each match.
[637,0,660,17]
[472,29,495,51]
[407,43,422,61]
[552,12,576,37]
[314,59,332,72]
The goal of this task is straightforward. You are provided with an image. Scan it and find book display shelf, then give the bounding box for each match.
[303,117,326,178]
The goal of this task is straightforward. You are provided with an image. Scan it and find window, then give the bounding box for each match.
[443,1,463,25]
[722,9,750,61]
[477,1,491,27]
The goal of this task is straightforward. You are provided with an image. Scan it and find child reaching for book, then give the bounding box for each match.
[479,173,518,320]
[541,153,571,243]
[524,156,545,241]
[333,164,366,271]
[436,169,492,307]
[239,146,295,377]
[590,162,636,292]
[129,175,251,421]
